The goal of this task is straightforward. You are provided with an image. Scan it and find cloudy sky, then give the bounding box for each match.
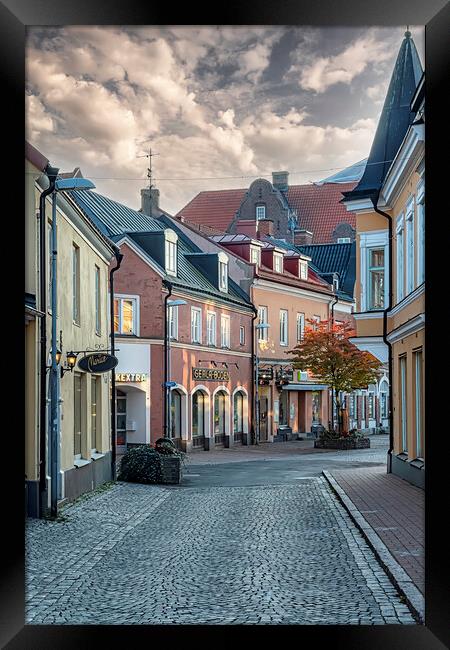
[26,25,424,215]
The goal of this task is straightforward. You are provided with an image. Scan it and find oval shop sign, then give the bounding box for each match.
[77,353,119,374]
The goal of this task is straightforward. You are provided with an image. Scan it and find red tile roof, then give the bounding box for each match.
[176,181,357,244]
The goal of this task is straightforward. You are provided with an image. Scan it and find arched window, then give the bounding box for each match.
[192,390,206,447]
[170,390,182,439]
[214,390,227,445]
[233,391,244,434]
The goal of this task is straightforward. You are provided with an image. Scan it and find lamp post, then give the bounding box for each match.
[165,299,187,440]
[48,177,95,518]
[254,323,270,445]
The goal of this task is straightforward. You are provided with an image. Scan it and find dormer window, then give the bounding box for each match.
[256,205,266,221]
[250,246,260,266]
[164,229,178,276]
[273,252,283,273]
[299,260,308,280]
[218,252,229,292]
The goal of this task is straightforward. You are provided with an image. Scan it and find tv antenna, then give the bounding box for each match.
[137,146,159,191]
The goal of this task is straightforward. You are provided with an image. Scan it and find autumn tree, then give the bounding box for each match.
[287,319,382,434]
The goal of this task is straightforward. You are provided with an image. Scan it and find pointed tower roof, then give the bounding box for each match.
[342,30,423,203]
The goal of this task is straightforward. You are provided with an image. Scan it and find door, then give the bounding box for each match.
[116,389,127,453]
[259,396,268,442]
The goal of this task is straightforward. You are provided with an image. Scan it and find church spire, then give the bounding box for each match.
[342,30,423,203]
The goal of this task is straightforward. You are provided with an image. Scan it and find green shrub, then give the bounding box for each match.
[118,445,162,484]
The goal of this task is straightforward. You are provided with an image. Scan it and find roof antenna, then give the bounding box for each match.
[405,25,411,38]
[137,145,159,216]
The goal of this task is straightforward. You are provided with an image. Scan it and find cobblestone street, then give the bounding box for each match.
[26,444,416,626]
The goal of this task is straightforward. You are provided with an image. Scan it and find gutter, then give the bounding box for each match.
[370,192,394,472]
[163,279,173,437]
[110,251,124,479]
[38,164,59,517]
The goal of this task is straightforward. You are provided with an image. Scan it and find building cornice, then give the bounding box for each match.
[253,278,332,303]
[353,311,384,321]
[388,282,425,317]
[380,124,425,207]
[386,313,425,344]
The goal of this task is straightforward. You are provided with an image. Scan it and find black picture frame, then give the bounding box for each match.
[2,0,449,647]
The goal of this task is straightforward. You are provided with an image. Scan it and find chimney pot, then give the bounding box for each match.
[257,218,274,238]
[294,229,313,246]
[141,187,160,216]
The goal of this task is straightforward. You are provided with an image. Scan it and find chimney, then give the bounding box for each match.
[272,171,289,192]
[235,220,257,237]
[141,187,160,216]
[293,229,313,246]
[257,218,274,238]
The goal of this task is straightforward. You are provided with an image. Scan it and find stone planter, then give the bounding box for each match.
[159,456,182,484]
[314,437,370,450]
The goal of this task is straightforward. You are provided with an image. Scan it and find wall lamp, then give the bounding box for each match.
[61,351,78,377]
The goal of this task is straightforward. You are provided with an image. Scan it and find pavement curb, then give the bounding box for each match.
[322,469,425,624]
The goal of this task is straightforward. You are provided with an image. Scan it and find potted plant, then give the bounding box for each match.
[117,439,186,485]
[313,427,371,450]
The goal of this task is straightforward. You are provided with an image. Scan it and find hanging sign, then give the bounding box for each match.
[78,353,118,374]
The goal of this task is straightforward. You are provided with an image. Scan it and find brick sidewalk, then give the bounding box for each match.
[323,465,424,621]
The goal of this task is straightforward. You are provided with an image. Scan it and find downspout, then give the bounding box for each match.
[110,251,124,480]
[250,304,258,445]
[163,280,173,438]
[38,165,59,517]
[329,289,339,432]
[370,192,394,472]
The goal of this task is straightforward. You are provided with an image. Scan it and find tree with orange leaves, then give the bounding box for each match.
[287,319,382,434]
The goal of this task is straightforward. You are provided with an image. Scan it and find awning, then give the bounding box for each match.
[281,383,329,391]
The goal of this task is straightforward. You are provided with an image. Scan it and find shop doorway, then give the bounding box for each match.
[116,389,127,453]
[214,390,227,446]
[170,389,183,448]
[192,390,206,449]
[259,395,268,442]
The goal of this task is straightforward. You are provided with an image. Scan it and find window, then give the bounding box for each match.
[279,309,288,346]
[114,296,138,335]
[414,350,423,458]
[207,311,216,346]
[312,315,320,331]
[250,246,260,266]
[406,200,414,294]
[191,307,202,343]
[273,252,283,273]
[381,390,389,419]
[368,248,384,310]
[91,375,100,452]
[396,215,404,303]
[74,372,82,458]
[48,221,53,306]
[95,266,101,334]
[368,393,375,419]
[214,391,227,435]
[219,260,228,292]
[169,305,178,340]
[165,230,178,276]
[299,260,308,280]
[360,395,366,421]
[348,395,355,418]
[192,391,205,440]
[239,326,245,345]
[170,390,182,439]
[233,391,244,433]
[116,389,127,448]
[337,237,351,243]
[256,205,266,221]
[221,314,230,348]
[258,306,268,341]
[72,244,80,324]
[416,183,425,285]
[399,356,407,452]
[312,391,321,423]
[296,313,305,342]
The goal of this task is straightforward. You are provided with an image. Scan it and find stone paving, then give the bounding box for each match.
[26,471,416,625]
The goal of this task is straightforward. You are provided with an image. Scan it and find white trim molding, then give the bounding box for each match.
[254,279,332,303]
[349,336,388,363]
[388,282,425,317]
[380,124,425,207]
[386,313,425,344]
[353,311,384,321]
[359,230,389,312]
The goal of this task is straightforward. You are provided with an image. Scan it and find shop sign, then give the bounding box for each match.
[258,367,273,381]
[78,353,118,374]
[192,367,230,382]
[116,372,148,382]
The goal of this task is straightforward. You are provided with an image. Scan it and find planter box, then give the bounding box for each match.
[314,437,370,450]
[159,456,182,484]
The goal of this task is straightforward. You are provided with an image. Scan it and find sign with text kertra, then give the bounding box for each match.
[116,373,148,382]
[77,353,118,374]
[192,367,230,382]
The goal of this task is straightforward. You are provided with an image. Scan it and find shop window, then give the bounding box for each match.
[192,391,205,443]
[414,350,423,458]
[91,375,100,452]
[399,356,407,452]
[214,391,227,436]
[74,372,82,458]
[233,391,244,433]
[170,390,182,439]
[312,391,321,424]
[116,389,127,448]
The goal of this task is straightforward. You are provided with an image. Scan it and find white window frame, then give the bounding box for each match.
[416,180,425,286]
[221,314,230,348]
[279,309,288,346]
[72,243,80,324]
[164,229,178,276]
[191,307,202,344]
[396,214,404,303]
[273,252,283,273]
[218,252,229,293]
[206,310,217,346]
[299,260,308,280]
[414,349,423,458]
[296,312,305,342]
[250,246,260,266]
[168,304,178,340]
[405,198,415,295]
[256,205,266,221]
[400,355,407,452]
[95,265,101,335]
[258,306,268,341]
[114,294,139,336]
[337,237,351,243]
[239,326,245,345]
[359,230,389,312]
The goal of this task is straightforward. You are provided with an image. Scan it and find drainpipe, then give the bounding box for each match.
[110,251,124,480]
[370,192,394,473]
[163,280,173,438]
[38,164,59,518]
[329,291,339,432]
[250,305,258,445]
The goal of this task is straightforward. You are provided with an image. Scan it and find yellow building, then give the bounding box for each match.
[341,32,424,488]
[25,143,119,516]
